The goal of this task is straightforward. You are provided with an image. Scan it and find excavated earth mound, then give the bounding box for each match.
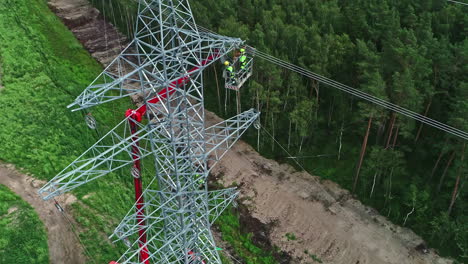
[48,0,127,67]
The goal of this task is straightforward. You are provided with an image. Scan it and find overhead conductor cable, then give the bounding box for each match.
[249,48,468,140]
[158,16,468,140]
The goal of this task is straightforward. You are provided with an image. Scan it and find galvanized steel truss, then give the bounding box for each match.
[38,0,259,263]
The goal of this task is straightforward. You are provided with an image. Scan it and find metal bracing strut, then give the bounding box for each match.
[39,1,260,263]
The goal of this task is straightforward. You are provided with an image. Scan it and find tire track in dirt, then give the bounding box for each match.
[0,163,86,264]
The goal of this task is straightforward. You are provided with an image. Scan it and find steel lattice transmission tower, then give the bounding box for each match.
[38,0,260,263]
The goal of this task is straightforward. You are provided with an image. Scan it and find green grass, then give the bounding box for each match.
[0,0,131,178]
[285,232,296,241]
[215,207,279,264]
[0,0,133,262]
[0,184,49,263]
[304,250,323,263]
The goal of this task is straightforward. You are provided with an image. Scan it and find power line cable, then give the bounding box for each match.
[260,125,306,172]
[250,49,468,140]
[53,199,97,264]
[174,19,468,140]
[447,0,468,6]
[259,125,337,199]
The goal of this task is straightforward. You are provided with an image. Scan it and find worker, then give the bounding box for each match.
[239,48,247,70]
[195,174,204,186]
[224,61,236,84]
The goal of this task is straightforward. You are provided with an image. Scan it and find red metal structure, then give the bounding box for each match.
[123,54,219,263]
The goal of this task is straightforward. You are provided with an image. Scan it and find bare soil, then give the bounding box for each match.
[205,113,453,264]
[40,1,455,263]
[48,0,127,67]
[0,163,86,264]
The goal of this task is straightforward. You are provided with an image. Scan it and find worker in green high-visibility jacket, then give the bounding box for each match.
[195,174,204,188]
[239,48,247,70]
[224,60,236,84]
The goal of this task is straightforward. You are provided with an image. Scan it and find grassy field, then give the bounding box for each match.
[0,184,49,263]
[0,0,132,262]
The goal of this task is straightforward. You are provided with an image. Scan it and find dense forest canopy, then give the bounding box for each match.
[92,0,467,262]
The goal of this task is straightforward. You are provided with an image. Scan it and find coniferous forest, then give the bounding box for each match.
[52,0,468,262]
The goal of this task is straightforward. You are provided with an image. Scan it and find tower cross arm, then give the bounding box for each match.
[204,109,260,172]
[38,116,155,200]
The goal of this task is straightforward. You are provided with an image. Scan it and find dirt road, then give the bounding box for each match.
[0,163,86,264]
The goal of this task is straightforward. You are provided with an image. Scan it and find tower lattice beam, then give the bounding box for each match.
[39,1,260,263]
